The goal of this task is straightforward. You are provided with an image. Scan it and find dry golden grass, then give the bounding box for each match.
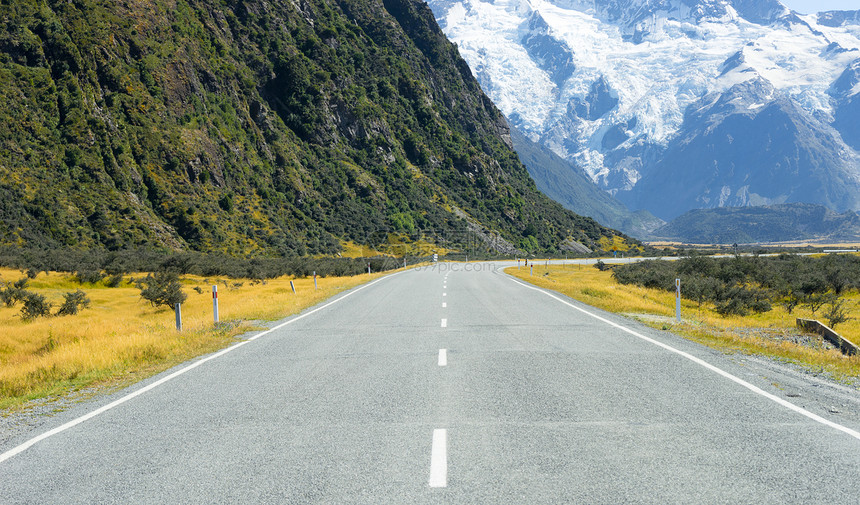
[338,237,453,258]
[0,267,391,410]
[507,262,860,380]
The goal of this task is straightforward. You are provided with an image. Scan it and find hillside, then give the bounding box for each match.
[510,126,662,239]
[0,0,625,256]
[651,203,860,244]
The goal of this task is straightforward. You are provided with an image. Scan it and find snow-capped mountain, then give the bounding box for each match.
[428,0,860,220]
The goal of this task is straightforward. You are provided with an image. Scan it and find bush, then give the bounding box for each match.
[74,270,105,284]
[20,292,52,321]
[1,278,30,308]
[715,297,749,317]
[824,298,851,330]
[55,290,91,316]
[105,273,124,287]
[137,271,187,310]
[0,287,15,307]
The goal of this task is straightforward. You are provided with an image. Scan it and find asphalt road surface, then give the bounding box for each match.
[3,263,860,504]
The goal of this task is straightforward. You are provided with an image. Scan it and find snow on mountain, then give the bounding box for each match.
[428,0,860,219]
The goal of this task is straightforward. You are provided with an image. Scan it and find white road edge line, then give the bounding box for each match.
[429,428,448,487]
[0,272,404,465]
[438,349,447,367]
[507,276,860,442]
[441,318,447,328]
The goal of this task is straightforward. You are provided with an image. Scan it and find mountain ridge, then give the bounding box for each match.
[652,203,860,244]
[428,0,860,223]
[0,0,628,256]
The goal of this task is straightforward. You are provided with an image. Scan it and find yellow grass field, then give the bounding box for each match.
[0,267,393,410]
[507,262,860,381]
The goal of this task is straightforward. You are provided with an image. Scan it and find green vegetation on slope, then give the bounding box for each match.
[0,0,628,255]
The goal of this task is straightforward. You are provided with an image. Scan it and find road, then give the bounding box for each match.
[2,263,860,504]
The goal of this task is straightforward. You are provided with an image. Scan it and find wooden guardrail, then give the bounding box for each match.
[796,318,859,356]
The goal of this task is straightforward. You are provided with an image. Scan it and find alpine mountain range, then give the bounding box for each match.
[427,0,860,239]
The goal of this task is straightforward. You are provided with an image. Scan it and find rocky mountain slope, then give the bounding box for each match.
[510,126,663,237]
[652,203,860,244]
[0,0,626,256]
[428,0,860,220]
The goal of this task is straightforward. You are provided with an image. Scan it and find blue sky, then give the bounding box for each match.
[780,0,859,14]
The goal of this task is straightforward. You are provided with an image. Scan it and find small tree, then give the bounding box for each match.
[20,292,52,321]
[137,271,187,310]
[803,292,835,316]
[105,273,124,288]
[594,260,609,271]
[74,270,105,284]
[779,289,802,315]
[824,298,851,330]
[55,290,91,316]
[1,278,30,308]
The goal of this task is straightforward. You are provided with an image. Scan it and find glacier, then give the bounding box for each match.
[428,0,860,219]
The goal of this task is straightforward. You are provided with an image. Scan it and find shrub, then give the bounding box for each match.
[20,292,52,320]
[824,298,851,330]
[137,271,187,310]
[0,287,15,307]
[803,292,834,316]
[1,278,30,308]
[715,297,749,317]
[74,270,105,284]
[55,290,91,316]
[105,273,124,287]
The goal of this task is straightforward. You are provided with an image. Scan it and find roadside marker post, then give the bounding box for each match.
[530,265,533,276]
[290,280,296,294]
[367,263,371,274]
[212,285,219,323]
[675,278,681,322]
[175,303,182,331]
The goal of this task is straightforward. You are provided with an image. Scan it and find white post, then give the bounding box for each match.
[212,285,219,323]
[313,271,317,290]
[367,263,371,274]
[675,278,681,322]
[175,303,182,331]
[290,280,296,294]
[530,265,533,276]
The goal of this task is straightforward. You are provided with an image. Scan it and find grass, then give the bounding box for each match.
[338,236,453,258]
[0,267,395,410]
[507,262,860,382]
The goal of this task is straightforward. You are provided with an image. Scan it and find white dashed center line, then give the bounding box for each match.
[442,302,447,308]
[441,318,447,328]
[443,292,446,297]
[438,349,447,366]
[429,429,448,488]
